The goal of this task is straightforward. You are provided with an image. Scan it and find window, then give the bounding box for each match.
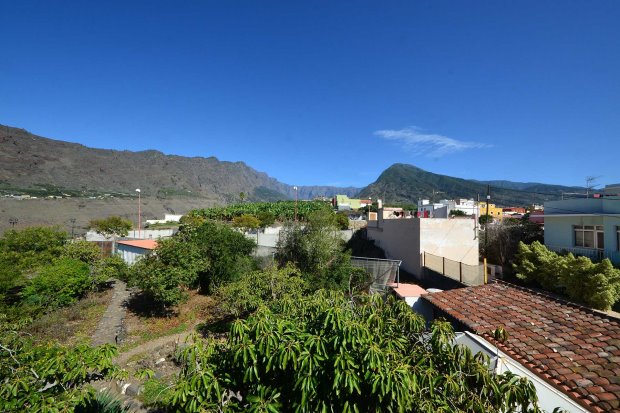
[574,225,604,249]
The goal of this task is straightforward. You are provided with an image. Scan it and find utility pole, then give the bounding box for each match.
[485,185,490,253]
[293,186,298,222]
[136,188,141,238]
[431,189,444,204]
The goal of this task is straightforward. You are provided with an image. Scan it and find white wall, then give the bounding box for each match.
[419,218,479,266]
[366,216,479,276]
[367,219,422,276]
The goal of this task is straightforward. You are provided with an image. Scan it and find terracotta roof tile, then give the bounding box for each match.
[422,282,620,412]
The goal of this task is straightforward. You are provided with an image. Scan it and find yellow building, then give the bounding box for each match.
[478,202,503,219]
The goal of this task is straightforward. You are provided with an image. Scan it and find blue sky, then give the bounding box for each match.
[2,1,619,188]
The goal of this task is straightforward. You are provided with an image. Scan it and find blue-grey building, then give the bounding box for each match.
[544,184,620,264]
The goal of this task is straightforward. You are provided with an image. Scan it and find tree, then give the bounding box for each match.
[61,240,102,264]
[130,236,207,307]
[480,216,543,267]
[89,216,132,239]
[335,211,350,230]
[0,315,122,412]
[130,220,256,307]
[0,227,68,304]
[232,214,260,233]
[164,292,540,412]
[0,226,67,271]
[276,209,371,292]
[256,211,276,228]
[21,258,92,310]
[449,209,467,217]
[239,192,246,202]
[479,214,493,225]
[89,216,132,254]
[215,263,305,317]
[513,241,620,310]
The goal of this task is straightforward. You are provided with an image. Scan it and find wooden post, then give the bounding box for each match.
[483,257,488,284]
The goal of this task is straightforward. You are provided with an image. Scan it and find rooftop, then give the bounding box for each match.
[117,239,158,250]
[389,282,427,299]
[422,282,620,412]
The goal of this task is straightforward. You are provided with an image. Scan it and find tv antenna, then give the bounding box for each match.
[585,176,602,198]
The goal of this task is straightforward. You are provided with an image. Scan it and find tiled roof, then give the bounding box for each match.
[117,239,158,250]
[422,282,620,413]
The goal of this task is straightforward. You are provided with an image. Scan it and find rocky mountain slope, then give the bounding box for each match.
[0,125,358,203]
[358,163,585,206]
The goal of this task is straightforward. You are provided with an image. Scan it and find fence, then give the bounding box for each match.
[351,256,401,294]
[423,252,485,286]
[546,245,609,261]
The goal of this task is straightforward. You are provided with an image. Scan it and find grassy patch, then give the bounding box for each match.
[140,378,174,407]
[120,291,216,351]
[25,288,113,345]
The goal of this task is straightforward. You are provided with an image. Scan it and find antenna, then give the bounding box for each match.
[585,176,602,198]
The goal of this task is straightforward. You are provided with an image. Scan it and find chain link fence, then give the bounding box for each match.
[351,256,401,294]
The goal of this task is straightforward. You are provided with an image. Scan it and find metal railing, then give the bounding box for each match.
[423,252,484,286]
[545,245,609,261]
[351,256,401,293]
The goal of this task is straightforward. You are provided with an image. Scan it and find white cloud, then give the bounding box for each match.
[375,127,491,157]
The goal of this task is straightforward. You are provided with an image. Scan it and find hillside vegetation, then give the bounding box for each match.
[0,125,358,203]
[358,163,585,206]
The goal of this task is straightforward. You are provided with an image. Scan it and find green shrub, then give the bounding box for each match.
[1,315,121,412]
[0,226,67,271]
[335,212,350,230]
[62,240,102,264]
[130,220,257,307]
[165,292,539,412]
[513,241,620,310]
[21,258,91,309]
[215,263,305,317]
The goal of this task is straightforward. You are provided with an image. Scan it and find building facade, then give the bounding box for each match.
[544,184,620,264]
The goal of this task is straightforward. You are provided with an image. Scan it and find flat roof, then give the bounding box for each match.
[422,282,620,413]
[117,239,158,250]
[389,283,427,299]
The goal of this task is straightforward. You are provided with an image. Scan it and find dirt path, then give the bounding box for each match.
[92,279,130,346]
[115,327,197,366]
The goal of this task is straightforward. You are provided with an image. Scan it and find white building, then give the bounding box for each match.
[417,198,479,218]
[367,203,479,282]
[116,239,158,265]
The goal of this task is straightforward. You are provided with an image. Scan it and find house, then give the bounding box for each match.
[417,198,479,218]
[422,282,620,413]
[478,202,504,220]
[333,194,370,210]
[366,200,479,283]
[145,214,183,225]
[543,184,620,264]
[116,239,158,265]
[503,207,526,216]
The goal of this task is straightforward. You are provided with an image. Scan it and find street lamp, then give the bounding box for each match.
[69,218,76,239]
[368,197,372,220]
[293,186,298,222]
[136,188,141,238]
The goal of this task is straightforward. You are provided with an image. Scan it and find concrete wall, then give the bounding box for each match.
[420,218,479,266]
[367,217,479,278]
[367,219,422,276]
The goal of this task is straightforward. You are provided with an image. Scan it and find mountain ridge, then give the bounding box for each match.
[357,163,586,206]
[0,125,359,202]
